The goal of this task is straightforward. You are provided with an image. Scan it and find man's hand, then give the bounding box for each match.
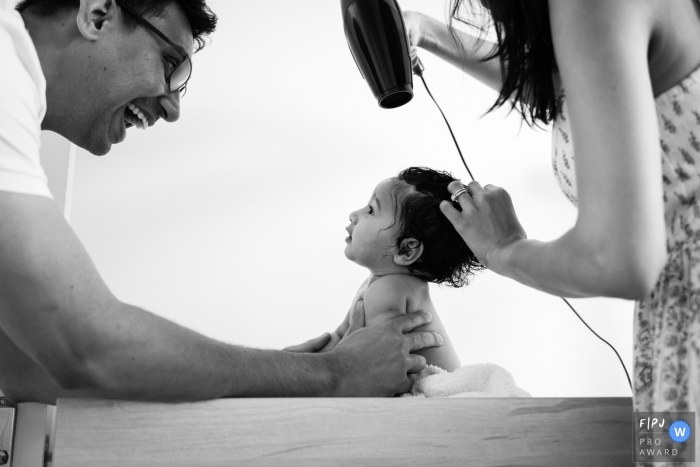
[283,333,331,353]
[284,299,366,354]
[331,301,442,397]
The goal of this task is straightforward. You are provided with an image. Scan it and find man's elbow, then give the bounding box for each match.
[41,348,110,393]
[34,324,120,394]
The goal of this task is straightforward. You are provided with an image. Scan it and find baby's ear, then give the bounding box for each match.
[394,238,424,266]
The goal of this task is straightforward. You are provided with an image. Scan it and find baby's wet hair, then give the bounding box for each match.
[388,167,484,287]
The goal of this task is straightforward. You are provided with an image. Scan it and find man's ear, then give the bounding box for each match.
[77,0,119,41]
[393,238,424,266]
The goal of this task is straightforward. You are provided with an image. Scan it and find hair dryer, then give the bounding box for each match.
[341,0,417,109]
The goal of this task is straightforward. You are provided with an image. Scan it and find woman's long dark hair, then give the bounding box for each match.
[449,0,557,126]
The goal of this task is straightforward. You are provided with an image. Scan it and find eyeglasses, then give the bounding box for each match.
[114,0,192,96]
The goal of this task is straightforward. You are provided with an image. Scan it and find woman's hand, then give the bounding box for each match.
[404,11,428,70]
[440,180,527,270]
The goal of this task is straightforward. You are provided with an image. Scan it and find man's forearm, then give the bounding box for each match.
[74,303,339,401]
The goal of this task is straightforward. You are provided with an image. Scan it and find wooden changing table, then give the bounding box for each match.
[0,397,633,466]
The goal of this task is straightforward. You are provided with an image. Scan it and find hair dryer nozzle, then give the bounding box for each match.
[342,0,414,109]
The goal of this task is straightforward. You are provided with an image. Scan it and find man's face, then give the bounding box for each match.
[60,2,195,155]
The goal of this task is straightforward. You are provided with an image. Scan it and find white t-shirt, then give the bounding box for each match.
[0,8,52,198]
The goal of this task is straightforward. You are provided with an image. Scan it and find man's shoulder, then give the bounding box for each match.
[0,8,51,200]
[0,9,28,50]
[0,8,46,96]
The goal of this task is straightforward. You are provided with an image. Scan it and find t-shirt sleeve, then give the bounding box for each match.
[0,24,52,199]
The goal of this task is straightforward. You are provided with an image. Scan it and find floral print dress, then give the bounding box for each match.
[552,65,700,461]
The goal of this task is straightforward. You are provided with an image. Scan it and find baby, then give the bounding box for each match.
[320,166,484,371]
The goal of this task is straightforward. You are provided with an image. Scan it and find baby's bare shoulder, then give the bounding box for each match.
[369,273,426,293]
[363,275,427,317]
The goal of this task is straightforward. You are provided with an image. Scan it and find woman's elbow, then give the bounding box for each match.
[597,247,667,300]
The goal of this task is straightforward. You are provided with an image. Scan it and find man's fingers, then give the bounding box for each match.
[306,333,332,352]
[406,354,428,374]
[395,310,433,333]
[408,331,443,352]
[283,332,331,353]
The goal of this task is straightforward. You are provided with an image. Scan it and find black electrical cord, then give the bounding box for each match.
[415,70,634,395]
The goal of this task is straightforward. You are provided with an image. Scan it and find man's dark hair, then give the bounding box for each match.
[16,0,217,51]
[388,167,484,287]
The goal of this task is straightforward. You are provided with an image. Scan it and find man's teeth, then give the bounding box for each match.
[127,103,149,130]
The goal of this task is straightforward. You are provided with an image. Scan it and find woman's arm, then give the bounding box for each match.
[405,11,503,92]
[441,0,667,300]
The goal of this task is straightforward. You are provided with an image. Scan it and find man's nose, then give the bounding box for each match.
[158,90,181,122]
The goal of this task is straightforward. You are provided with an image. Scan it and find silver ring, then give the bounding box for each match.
[451,187,470,202]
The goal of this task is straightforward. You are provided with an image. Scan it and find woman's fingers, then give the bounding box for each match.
[442,179,527,269]
[440,198,461,224]
[447,180,471,204]
[467,180,486,196]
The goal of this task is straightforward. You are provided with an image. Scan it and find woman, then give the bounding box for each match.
[406,0,700,459]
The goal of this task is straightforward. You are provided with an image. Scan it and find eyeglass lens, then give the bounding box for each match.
[170,56,192,93]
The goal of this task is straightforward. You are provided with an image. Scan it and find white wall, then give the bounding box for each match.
[68,0,635,397]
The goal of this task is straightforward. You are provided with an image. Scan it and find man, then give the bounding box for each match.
[0,0,440,404]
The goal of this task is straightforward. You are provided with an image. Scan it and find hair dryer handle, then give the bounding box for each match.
[412,55,425,76]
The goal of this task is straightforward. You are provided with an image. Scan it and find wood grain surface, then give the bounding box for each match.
[52,397,634,467]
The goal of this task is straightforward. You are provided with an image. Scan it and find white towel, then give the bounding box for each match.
[402,363,531,398]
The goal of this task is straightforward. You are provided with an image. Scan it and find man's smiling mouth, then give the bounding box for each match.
[124,103,150,130]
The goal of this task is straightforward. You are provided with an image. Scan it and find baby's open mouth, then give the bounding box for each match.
[124,103,149,130]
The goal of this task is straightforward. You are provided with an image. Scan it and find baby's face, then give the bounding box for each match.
[345,178,403,272]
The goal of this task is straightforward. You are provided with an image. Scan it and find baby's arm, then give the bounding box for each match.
[319,278,371,353]
[318,308,351,353]
[362,276,410,323]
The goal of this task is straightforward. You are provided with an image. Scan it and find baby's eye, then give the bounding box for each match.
[367,205,374,215]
